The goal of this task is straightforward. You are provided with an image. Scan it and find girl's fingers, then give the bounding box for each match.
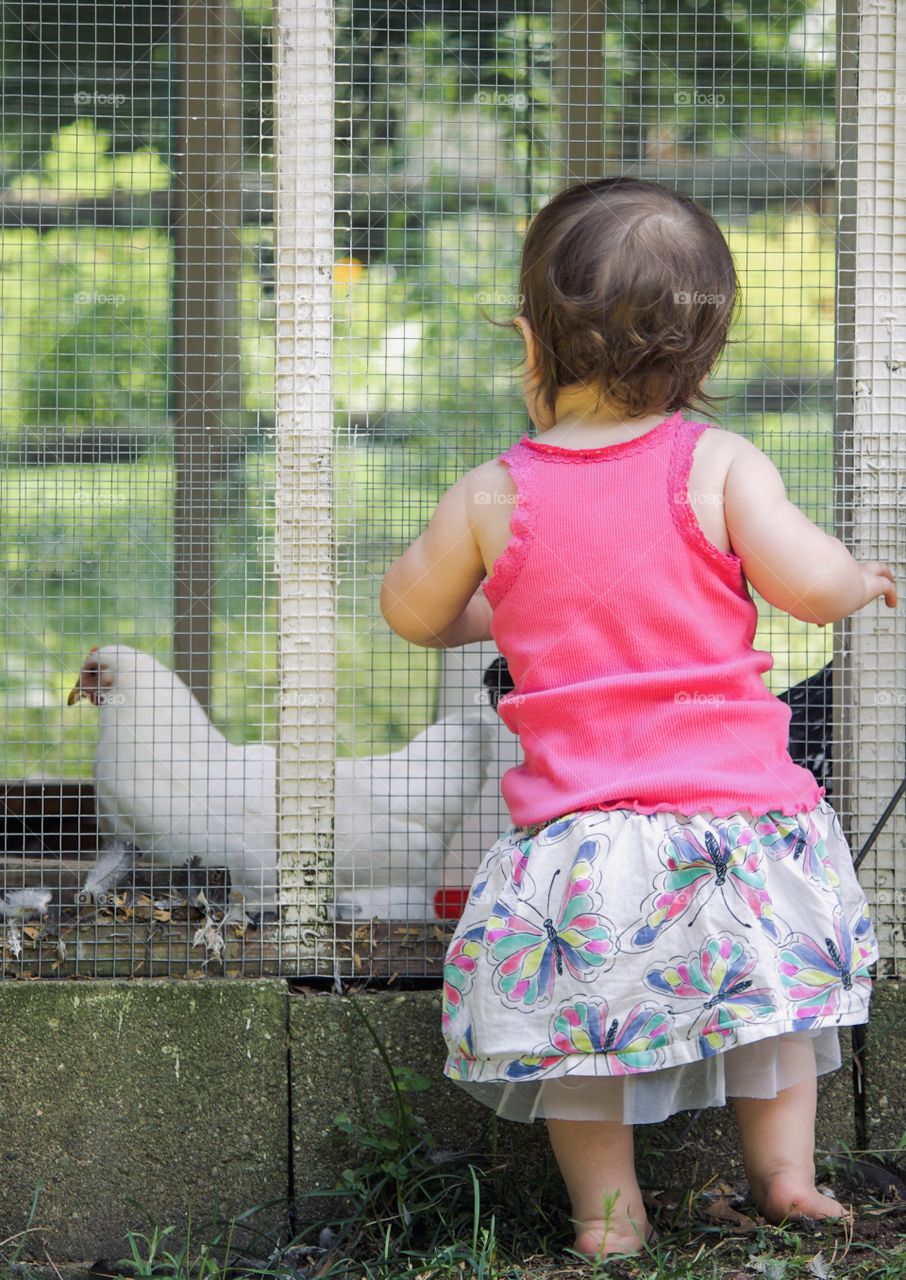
[862,561,896,607]
[866,560,895,582]
[869,573,896,607]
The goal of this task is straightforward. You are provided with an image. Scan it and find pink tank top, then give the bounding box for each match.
[483,411,824,826]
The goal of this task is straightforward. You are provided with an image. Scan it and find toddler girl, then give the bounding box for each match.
[380,177,895,1259]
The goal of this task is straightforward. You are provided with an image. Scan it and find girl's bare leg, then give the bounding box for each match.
[546,1118,653,1257]
[733,1075,849,1222]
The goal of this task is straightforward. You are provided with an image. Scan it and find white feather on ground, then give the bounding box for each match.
[69,645,494,924]
[0,888,51,920]
[0,888,52,959]
[73,840,140,907]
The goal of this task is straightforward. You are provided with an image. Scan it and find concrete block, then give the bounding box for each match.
[862,978,906,1152]
[816,1027,859,1156]
[0,979,289,1263]
[0,979,859,1261]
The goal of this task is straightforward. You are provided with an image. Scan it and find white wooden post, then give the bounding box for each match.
[272,0,336,960]
[838,0,906,974]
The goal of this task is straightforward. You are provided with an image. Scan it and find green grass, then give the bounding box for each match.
[0,443,443,779]
[3,1137,904,1280]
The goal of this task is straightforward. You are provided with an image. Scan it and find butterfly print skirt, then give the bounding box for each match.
[441,799,877,1125]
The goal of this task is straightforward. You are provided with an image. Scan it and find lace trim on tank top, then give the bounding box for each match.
[517,409,685,462]
[481,442,539,608]
[668,420,745,585]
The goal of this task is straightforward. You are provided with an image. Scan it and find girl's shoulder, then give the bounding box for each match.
[461,455,519,506]
[683,420,748,458]
[464,425,760,501]
[684,421,754,487]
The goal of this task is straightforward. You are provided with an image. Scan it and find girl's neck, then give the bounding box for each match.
[535,392,674,450]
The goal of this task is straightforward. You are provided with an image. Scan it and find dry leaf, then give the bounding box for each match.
[702,1194,761,1231]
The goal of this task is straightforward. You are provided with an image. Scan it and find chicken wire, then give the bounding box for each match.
[0,0,900,980]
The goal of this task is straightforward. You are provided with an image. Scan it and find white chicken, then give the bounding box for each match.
[68,645,494,924]
[68,645,276,927]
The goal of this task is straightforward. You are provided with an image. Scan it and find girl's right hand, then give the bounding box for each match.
[815,561,895,627]
[858,560,897,611]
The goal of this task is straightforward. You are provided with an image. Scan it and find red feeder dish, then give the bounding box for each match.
[434,886,470,920]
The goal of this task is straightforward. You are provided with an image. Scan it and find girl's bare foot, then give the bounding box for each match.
[734,1072,852,1227]
[546,1117,652,1260]
[573,1219,656,1259]
[757,1171,850,1224]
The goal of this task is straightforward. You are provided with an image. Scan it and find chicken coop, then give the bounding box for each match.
[0,0,902,983]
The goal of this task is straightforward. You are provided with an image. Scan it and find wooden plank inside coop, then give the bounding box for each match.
[0,916,452,980]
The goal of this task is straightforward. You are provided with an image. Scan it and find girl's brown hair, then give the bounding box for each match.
[518,177,738,418]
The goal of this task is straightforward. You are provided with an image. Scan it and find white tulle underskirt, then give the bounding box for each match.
[452,1026,843,1125]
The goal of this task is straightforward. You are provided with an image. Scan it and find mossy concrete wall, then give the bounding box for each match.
[0,978,897,1264]
[0,980,290,1263]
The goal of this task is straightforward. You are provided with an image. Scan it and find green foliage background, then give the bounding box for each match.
[0,1,838,774]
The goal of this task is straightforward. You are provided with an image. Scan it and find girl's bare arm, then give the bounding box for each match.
[380,474,494,647]
[724,438,896,625]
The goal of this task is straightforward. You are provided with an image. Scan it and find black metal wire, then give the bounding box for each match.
[853,777,906,873]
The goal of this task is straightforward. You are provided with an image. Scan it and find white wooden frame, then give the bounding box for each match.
[273,0,336,956]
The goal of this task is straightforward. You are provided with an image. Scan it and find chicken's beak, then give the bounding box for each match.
[67,647,105,707]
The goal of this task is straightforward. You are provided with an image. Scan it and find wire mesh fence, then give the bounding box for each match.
[0,0,900,980]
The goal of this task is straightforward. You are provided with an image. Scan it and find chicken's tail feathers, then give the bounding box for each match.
[401,710,498,839]
[398,708,498,759]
